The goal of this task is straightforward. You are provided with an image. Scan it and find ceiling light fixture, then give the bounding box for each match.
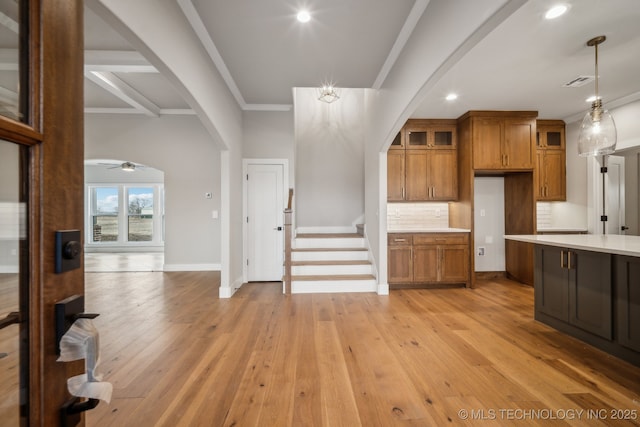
[577,35,617,157]
[297,10,311,23]
[445,93,458,101]
[318,85,340,103]
[121,161,136,172]
[545,5,567,20]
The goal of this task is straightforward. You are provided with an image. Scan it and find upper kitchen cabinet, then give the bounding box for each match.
[536,120,566,201]
[459,111,537,171]
[387,119,458,202]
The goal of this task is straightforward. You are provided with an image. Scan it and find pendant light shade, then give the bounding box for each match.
[577,36,617,157]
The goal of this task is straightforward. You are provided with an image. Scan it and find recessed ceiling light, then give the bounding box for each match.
[297,10,311,23]
[445,93,458,101]
[545,5,567,20]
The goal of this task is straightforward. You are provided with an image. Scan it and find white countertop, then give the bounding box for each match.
[388,227,471,233]
[506,234,640,257]
[537,228,588,233]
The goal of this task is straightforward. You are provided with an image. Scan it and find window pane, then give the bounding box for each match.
[0,0,27,122]
[128,187,153,242]
[93,187,118,242]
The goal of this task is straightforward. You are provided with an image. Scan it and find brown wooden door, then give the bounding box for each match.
[405,151,428,200]
[541,150,566,201]
[388,246,413,283]
[427,149,457,200]
[440,245,469,283]
[503,119,535,169]
[387,151,405,201]
[472,118,503,169]
[413,245,438,282]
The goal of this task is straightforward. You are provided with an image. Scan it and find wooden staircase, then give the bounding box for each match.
[290,233,377,293]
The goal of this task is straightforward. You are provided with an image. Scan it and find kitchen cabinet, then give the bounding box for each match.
[387,120,458,202]
[388,234,412,283]
[388,233,469,287]
[471,116,536,170]
[387,150,405,201]
[535,245,612,339]
[536,120,566,201]
[616,255,640,352]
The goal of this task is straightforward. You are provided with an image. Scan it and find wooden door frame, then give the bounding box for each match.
[241,159,289,285]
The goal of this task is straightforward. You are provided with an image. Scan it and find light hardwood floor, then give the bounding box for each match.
[85,272,640,426]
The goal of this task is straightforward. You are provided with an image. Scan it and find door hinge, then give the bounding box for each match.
[600,215,608,222]
[246,174,249,180]
[246,217,249,223]
[600,166,608,173]
[246,259,249,266]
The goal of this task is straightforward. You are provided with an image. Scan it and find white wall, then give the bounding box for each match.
[474,177,505,271]
[85,114,221,269]
[0,142,20,272]
[294,88,365,229]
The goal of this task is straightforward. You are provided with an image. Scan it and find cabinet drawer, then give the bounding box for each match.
[388,234,412,246]
[413,233,468,245]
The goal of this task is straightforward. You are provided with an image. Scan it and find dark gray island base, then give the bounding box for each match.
[506,235,640,367]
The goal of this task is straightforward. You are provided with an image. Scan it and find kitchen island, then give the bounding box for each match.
[506,234,640,367]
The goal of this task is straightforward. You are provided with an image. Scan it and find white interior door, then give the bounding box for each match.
[246,164,284,281]
[605,155,625,234]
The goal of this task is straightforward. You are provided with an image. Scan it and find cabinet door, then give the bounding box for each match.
[569,249,612,339]
[388,246,413,283]
[503,119,535,169]
[427,149,457,200]
[439,244,469,283]
[616,256,640,352]
[535,246,569,322]
[405,128,428,149]
[387,150,405,201]
[389,132,404,150]
[431,127,456,149]
[472,118,503,169]
[536,151,545,199]
[405,151,428,200]
[541,150,566,201]
[413,245,438,282]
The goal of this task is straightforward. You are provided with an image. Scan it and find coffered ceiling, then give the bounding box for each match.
[82,0,640,122]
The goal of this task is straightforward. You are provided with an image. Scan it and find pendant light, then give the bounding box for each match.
[577,35,617,156]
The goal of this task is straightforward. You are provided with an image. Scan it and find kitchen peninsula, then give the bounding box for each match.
[506,234,640,366]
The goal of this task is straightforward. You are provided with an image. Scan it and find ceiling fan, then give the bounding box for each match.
[97,161,145,172]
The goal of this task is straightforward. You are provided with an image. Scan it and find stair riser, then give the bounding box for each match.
[292,265,373,276]
[291,280,377,294]
[294,238,364,249]
[292,251,369,262]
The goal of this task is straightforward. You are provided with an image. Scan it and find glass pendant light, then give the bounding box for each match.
[577,35,617,156]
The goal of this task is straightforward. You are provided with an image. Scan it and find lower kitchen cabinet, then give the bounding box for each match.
[616,255,640,353]
[535,245,612,339]
[388,233,469,287]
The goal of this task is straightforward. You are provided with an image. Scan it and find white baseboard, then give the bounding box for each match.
[296,226,356,234]
[219,276,243,299]
[377,283,389,295]
[163,263,221,272]
[0,265,19,274]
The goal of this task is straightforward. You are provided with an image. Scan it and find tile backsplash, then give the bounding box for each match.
[387,202,449,229]
[536,202,552,230]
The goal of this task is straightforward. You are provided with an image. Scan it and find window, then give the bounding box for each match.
[87,184,164,248]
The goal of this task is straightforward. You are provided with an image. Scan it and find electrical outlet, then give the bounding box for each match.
[435,209,441,218]
[478,247,485,256]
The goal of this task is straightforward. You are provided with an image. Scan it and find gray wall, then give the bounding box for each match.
[85,114,221,269]
[294,88,365,229]
[242,110,295,184]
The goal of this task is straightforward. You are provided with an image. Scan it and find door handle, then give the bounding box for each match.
[0,312,21,330]
[274,226,283,231]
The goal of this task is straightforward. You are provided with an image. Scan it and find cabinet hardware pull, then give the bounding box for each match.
[432,187,436,198]
[567,251,572,269]
[395,239,406,242]
[560,250,566,269]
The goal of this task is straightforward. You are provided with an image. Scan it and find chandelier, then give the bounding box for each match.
[317,85,340,103]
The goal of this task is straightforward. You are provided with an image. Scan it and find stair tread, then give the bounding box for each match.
[292,274,376,281]
[291,260,371,266]
[297,233,362,238]
[292,247,367,252]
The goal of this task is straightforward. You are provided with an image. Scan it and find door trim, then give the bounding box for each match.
[242,158,289,284]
